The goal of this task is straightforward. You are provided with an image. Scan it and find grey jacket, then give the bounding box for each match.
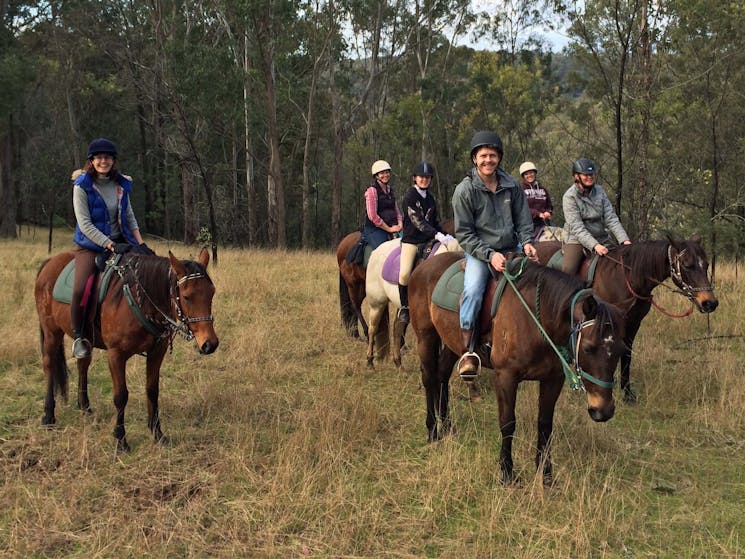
[452,168,534,263]
[562,183,629,250]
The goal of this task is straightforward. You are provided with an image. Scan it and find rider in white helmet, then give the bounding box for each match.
[362,160,403,250]
[518,161,554,239]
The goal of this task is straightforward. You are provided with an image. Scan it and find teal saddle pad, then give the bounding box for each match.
[52,256,120,305]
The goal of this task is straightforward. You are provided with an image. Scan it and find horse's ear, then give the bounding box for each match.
[582,294,598,320]
[198,247,210,268]
[690,232,703,245]
[168,250,187,277]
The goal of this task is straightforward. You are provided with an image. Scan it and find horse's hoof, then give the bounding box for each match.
[542,474,555,487]
[117,438,131,453]
[41,416,56,427]
[155,435,170,447]
[367,360,375,369]
[502,475,522,488]
[623,389,638,405]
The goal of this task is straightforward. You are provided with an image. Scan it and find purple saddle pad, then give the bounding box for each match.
[381,242,441,284]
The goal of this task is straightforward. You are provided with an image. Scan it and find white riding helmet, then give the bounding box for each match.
[371,160,392,176]
[519,161,538,176]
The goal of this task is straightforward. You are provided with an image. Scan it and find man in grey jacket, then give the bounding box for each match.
[562,157,631,275]
[452,131,536,380]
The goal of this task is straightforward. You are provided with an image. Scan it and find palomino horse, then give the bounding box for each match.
[409,253,626,485]
[337,219,455,341]
[365,237,461,369]
[35,248,219,452]
[535,236,718,403]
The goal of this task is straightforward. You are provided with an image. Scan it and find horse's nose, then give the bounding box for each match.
[587,405,615,422]
[701,299,718,313]
[200,340,219,355]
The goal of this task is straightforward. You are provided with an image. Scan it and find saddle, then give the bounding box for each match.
[345,240,374,269]
[53,254,122,306]
[431,257,520,335]
[380,240,442,284]
[546,249,601,286]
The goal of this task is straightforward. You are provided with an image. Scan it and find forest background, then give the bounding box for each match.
[1,0,744,275]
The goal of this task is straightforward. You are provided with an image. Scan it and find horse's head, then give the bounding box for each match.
[168,248,219,354]
[668,235,718,313]
[572,294,626,422]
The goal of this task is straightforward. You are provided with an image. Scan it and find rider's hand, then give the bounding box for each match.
[594,244,609,256]
[523,243,538,261]
[490,251,506,272]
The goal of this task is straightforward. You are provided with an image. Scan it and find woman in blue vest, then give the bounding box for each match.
[70,138,153,359]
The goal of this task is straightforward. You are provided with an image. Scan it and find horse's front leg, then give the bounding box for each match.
[146,341,169,446]
[76,354,93,414]
[417,331,442,442]
[107,350,130,452]
[392,316,405,370]
[495,373,519,485]
[620,312,645,404]
[536,377,563,486]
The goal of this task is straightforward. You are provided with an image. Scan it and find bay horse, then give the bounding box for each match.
[337,219,455,341]
[337,230,368,340]
[35,248,218,452]
[364,237,461,370]
[535,236,718,403]
[409,253,626,485]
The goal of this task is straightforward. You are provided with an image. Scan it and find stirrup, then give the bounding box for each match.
[397,306,410,324]
[71,337,92,359]
[457,351,481,381]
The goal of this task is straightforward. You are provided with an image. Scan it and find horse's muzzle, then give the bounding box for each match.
[587,405,615,422]
[699,298,719,313]
[199,340,219,354]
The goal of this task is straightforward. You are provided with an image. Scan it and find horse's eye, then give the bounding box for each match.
[582,344,597,355]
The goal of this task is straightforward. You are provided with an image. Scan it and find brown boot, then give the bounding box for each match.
[458,328,480,381]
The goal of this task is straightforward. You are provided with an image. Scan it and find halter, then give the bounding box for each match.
[503,262,614,391]
[668,245,714,300]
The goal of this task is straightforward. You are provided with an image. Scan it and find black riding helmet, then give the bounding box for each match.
[87,138,118,159]
[572,157,596,175]
[412,161,435,177]
[470,130,503,160]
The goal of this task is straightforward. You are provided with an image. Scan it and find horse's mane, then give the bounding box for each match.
[608,240,669,286]
[121,254,210,308]
[513,261,620,338]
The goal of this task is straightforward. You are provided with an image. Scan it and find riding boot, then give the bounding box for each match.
[397,284,410,324]
[458,328,480,381]
[70,298,92,360]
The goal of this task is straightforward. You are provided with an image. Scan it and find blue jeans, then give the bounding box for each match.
[362,224,391,250]
[459,248,518,329]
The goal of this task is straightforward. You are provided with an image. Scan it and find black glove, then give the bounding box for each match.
[132,242,156,256]
[113,242,132,254]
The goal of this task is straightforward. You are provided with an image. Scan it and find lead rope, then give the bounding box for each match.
[502,258,613,390]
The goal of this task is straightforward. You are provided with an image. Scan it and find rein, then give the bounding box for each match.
[114,257,213,344]
[603,244,705,318]
[502,260,613,391]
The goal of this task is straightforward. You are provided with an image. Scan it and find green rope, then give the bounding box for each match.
[502,258,584,390]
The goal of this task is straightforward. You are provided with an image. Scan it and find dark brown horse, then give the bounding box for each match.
[535,237,718,403]
[337,219,455,341]
[35,248,219,452]
[409,253,626,485]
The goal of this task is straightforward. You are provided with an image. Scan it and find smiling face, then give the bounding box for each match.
[472,146,500,179]
[414,175,432,189]
[91,154,114,175]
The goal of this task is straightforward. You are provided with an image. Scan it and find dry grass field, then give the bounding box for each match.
[1,228,743,558]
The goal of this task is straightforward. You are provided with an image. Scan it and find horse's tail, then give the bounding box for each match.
[339,272,358,335]
[39,326,69,402]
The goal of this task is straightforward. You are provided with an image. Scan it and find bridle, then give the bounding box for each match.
[610,243,713,318]
[115,257,214,343]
